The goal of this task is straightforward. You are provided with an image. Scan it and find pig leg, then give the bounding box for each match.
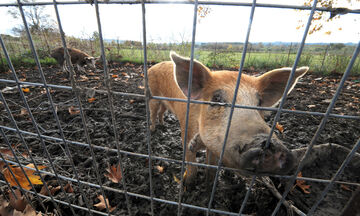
[77,64,86,74]
[149,99,160,131]
[188,133,205,153]
[158,103,167,125]
[206,149,218,188]
[183,132,199,186]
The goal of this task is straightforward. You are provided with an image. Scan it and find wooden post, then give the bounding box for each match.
[320,44,330,73]
[286,42,293,66]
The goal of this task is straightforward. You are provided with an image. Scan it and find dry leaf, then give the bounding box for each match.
[173,174,181,184]
[140,73,144,77]
[156,165,164,173]
[138,85,144,89]
[93,195,116,212]
[3,164,46,190]
[307,104,316,108]
[129,99,135,104]
[88,97,96,103]
[295,172,311,194]
[68,106,80,115]
[121,72,128,76]
[276,122,284,133]
[112,74,118,78]
[64,182,74,193]
[9,189,27,211]
[22,88,30,93]
[104,164,122,183]
[40,185,61,196]
[79,75,89,82]
[13,204,40,216]
[0,196,11,216]
[173,171,187,184]
[0,161,5,171]
[20,108,29,116]
[340,184,352,191]
[0,148,14,159]
[93,76,101,80]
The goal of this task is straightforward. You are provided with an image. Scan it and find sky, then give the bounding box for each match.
[0,0,359,44]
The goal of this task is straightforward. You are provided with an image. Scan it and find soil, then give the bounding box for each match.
[0,63,359,216]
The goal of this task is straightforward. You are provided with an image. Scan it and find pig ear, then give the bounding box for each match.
[170,51,211,99]
[256,67,309,107]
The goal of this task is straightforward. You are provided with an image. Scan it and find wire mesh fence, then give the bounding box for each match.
[0,0,359,216]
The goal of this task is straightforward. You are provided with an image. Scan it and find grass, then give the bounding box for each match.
[1,48,359,75]
[108,48,360,75]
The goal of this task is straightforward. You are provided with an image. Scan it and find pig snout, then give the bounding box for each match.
[237,134,294,175]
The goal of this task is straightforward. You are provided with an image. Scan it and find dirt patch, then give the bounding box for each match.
[0,63,359,216]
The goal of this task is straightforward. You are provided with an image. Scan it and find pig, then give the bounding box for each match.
[148,51,309,185]
[50,47,97,73]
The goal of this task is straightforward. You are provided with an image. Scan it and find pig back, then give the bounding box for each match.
[148,61,200,129]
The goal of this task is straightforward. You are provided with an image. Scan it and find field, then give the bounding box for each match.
[1,34,359,75]
[114,48,359,75]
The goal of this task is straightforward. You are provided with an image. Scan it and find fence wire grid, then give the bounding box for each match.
[0,0,359,216]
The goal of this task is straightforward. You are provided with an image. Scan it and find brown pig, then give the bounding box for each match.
[51,47,98,73]
[148,51,309,184]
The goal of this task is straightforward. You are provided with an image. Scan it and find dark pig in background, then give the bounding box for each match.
[51,47,98,73]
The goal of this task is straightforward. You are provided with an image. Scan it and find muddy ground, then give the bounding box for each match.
[0,62,359,216]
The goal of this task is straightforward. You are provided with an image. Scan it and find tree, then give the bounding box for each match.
[7,0,59,54]
[297,0,360,35]
[7,0,57,35]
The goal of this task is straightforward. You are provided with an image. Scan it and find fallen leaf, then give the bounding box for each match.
[79,75,89,81]
[104,164,122,183]
[140,73,144,77]
[22,88,30,93]
[68,106,80,115]
[173,174,181,184]
[0,196,11,216]
[3,164,46,190]
[88,97,96,103]
[340,184,352,191]
[39,185,61,196]
[9,189,27,211]
[307,104,316,108]
[93,76,101,80]
[295,172,311,194]
[276,122,284,133]
[112,74,118,78]
[121,72,128,76]
[93,195,116,212]
[173,171,187,184]
[13,204,40,216]
[64,182,74,193]
[129,99,135,104]
[138,85,144,89]
[0,148,14,159]
[20,108,29,116]
[156,165,164,173]
[0,161,5,171]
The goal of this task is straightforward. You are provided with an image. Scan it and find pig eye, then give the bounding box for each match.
[210,90,226,106]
